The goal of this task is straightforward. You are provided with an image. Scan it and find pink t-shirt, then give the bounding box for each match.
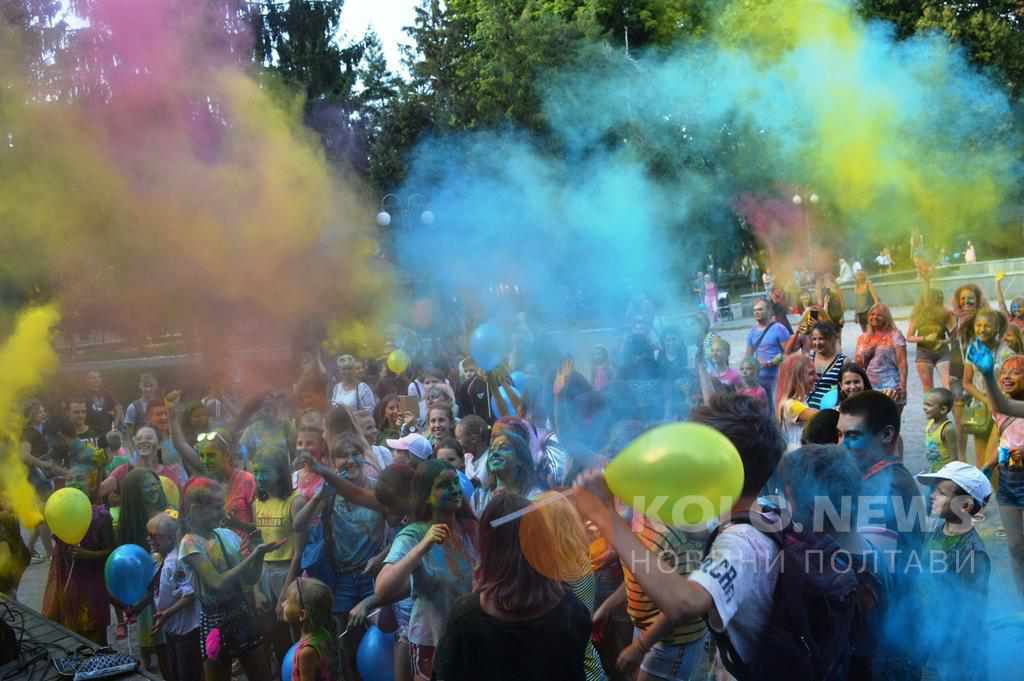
[717,368,743,388]
[737,385,768,402]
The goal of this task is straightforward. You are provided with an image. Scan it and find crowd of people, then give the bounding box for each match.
[2,268,1021,681]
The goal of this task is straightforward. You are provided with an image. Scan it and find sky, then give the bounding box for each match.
[340,0,419,72]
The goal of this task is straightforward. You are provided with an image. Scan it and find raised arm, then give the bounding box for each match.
[183,538,283,595]
[572,472,713,622]
[295,452,382,512]
[375,525,447,604]
[968,340,1024,418]
[165,391,202,475]
[996,273,1010,317]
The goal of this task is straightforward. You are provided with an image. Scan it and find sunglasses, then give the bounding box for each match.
[196,432,230,449]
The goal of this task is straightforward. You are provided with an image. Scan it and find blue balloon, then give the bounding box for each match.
[469,323,506,372]
[457,470,475,505]
[104,544,156,607]
[357,625,395,681]
[281,641,299,681]
[818,386,839,410]
[490,384,521,418]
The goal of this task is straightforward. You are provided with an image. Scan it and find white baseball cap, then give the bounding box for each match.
[916,461,993,506]
[386,434,433,461]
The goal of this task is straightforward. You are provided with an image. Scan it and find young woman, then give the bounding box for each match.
[374,394,403,444]
[376,460,478,681]
[118,468,170,670]
[590,345,615,393]
[775,354,820,451]
[98,425,180,500]
[178,478,282,681]
[294,431,387,681]
[470,429,543,516]
[434,494,592,681]
[181,401,211,450]
[907,288,953,391]
[707,336,742,389]
[427,401,455,445]
[838,363,873,402]
[851,271,879,332]
[41,465,115,645]
[804,322,846,408]
[330,355,377,412]
[960,308,1011,466]
[854,304,908,413]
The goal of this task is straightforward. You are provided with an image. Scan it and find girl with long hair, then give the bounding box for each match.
[373,394,403,444]
[960,308,1012,466]
[434,493,592,681]
[775,354,820,451]
[470,429,543,516]
[376,460,478,681]
[838,363,873,402]
[804,322,847,408]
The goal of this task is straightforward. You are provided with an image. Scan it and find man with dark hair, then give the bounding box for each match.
[575,394,786,670]
[66,398,100,448]
[83,370,120,446]
[838,390,926,680]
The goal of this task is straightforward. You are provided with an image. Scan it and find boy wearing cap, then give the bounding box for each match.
[916,461,992,681]
[387,433,433,467]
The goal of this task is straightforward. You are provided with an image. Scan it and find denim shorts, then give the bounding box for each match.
[332,570,375,614]
[997,467,1024,507]
[636,631,709,681]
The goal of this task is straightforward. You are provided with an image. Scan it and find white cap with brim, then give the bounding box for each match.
[916,461,993,506]
[386,434,433,461]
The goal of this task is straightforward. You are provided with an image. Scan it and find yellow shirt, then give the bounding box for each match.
[254,494,297,563]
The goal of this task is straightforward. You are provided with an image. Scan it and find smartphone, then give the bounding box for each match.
[399,395,420,415]
[810,309,819,320]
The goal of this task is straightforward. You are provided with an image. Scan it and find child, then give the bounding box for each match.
[147,511,201,681]
[915,462,992,681]
[281,577,336,681]
[179,477,281,681]
[737,357,768,402]
[923,388,960,473]
[708,336,742,388]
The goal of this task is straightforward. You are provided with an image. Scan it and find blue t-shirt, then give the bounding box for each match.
[746,322,791,381]
[330,492,386,573]
[383,521,477,646]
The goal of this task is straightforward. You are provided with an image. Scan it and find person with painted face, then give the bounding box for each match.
[837,391,927,679]
[968,343,1024,597]
[959,308,1011,466]
[294,424,329,500]
[171,400,257,548]
[117,468,170,671]
[470,429,541,516]
[41,463,115,645]
[948,284,986,397]
[294,431,387,681]
[178,478,283,681]
[377,460,478,681]
[252,449,307,665]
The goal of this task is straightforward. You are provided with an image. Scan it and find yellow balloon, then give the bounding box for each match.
[44,487,93,545]
[160,476,181,509]
[387,349,410,375]
[604,422,744,527]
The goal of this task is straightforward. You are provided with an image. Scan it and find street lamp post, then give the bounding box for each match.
[792,192,819,284]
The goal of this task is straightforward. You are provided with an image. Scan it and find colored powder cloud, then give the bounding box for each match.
[397,0,1019,329]
[0,0,392,367]
[0,305,61,535]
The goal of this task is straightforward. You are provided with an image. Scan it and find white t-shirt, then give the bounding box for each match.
[329,382,376,412]
[690,520,781,663]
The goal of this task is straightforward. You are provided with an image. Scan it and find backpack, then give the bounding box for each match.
[703,514,880,681]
